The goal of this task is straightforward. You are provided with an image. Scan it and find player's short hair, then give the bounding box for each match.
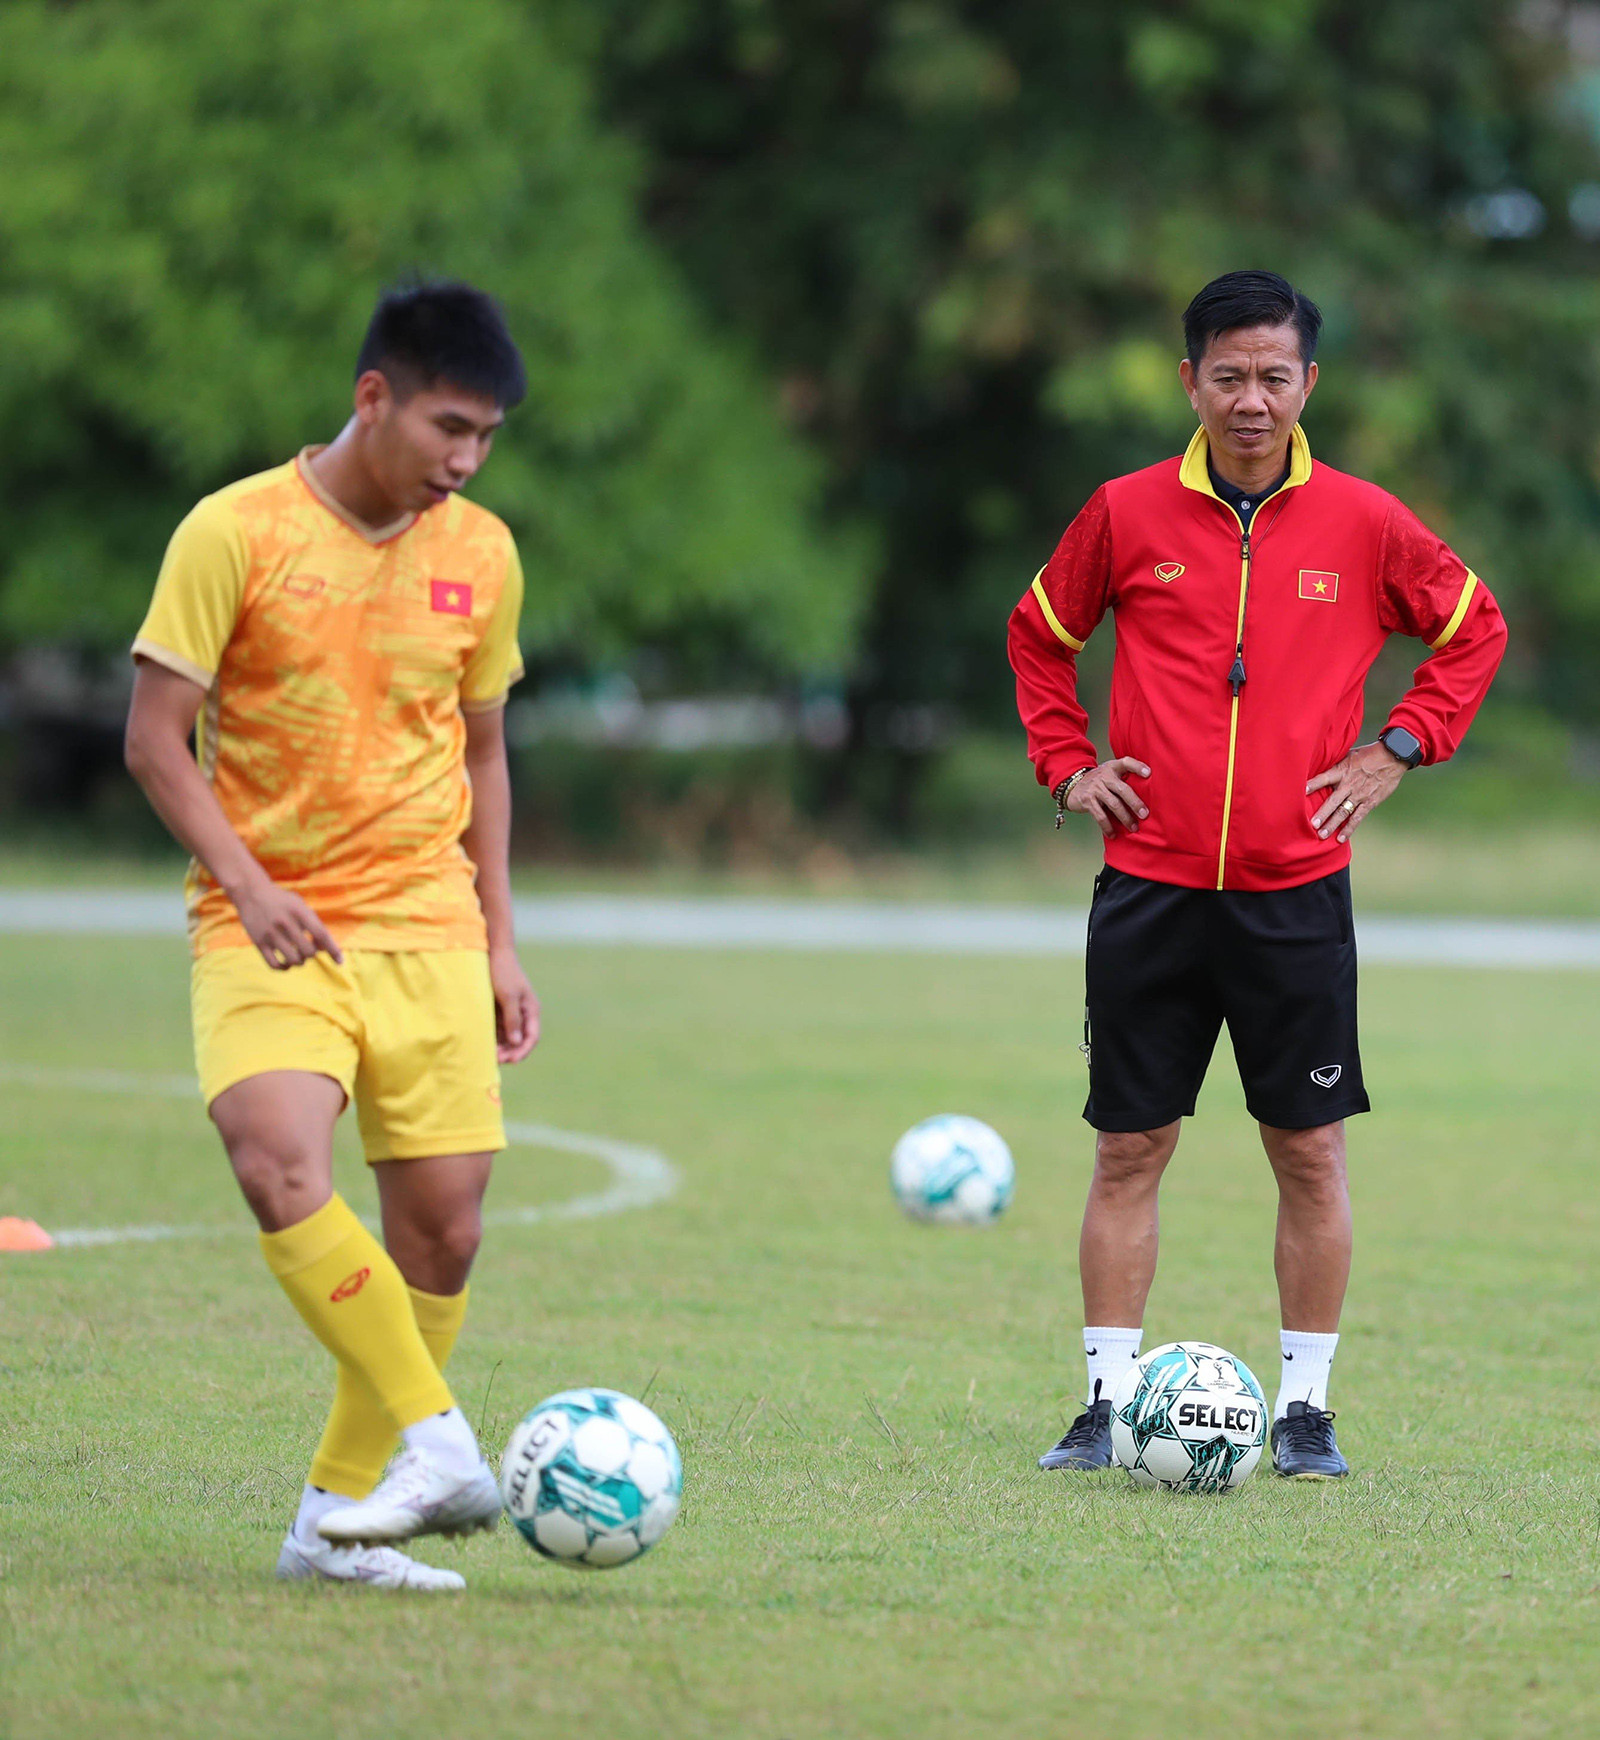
[356,279,527,408]
[1183,271,1322,371]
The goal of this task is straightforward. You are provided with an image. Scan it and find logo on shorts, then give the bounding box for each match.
[1154,563,1185,583]
[1310,1065,1343,1088]
[486,1086,501,1104]
[329,1266,371,1302]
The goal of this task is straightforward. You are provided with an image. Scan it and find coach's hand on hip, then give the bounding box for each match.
[1065,757,1152,838]
[1306,741,1410,843]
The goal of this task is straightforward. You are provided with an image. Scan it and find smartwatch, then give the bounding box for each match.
[1378,725,1424,769]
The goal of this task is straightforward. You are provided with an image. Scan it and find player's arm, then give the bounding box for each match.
[461,703,538,1063]
[1307,501,1509,842]
[1008,486,1146,837]
[128,497,342,969]
[124,661,343,969]
[459,533,536,1061]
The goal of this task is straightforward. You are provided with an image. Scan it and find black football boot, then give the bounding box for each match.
[1038,1384,1115,1471]
[1270,1401,1350,1479]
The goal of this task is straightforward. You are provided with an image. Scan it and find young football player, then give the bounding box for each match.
[125,280,538,1588]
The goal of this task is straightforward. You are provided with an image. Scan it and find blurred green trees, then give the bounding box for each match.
[0,0,865,670]
[3,0,1600,791]
[558,0,1600,737]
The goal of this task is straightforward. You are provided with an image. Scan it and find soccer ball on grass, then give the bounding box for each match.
[501,1388,682,1568]
[1109,1341,1267,1492]
[889,1114,1014,1225]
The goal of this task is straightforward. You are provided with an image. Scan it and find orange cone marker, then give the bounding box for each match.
[0,1217,54,1252]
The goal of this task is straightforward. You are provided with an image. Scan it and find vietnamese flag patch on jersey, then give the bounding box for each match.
[1298,570,1339,602]
[430,580,473,616]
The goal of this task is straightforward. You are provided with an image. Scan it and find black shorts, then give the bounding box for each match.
[1082,867,1371,1133]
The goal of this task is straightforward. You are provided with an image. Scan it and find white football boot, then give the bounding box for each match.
[316,1447,501,1546]
[275,1531,466,1591]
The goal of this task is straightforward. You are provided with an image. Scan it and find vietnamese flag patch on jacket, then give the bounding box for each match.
[430,580,473,616]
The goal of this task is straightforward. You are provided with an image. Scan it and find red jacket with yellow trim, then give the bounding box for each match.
[1008,426,1508,892]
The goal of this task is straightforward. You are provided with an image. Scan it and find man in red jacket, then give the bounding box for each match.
[1009,270,1506,1479]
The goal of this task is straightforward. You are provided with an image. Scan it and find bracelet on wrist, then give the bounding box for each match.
[1053,766,1094,829]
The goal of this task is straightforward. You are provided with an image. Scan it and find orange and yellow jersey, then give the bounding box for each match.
[133,450,525,956]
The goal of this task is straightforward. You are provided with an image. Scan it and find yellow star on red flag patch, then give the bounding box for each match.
[1298,570,1339,602]
[430,579,473,616]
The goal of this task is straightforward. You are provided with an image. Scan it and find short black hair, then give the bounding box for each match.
[1183,271,1322,371]
[356,279,527,408]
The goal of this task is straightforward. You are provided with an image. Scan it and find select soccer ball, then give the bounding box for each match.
[890,1114,1014,1225]
[500,1388,683,1568]
[1109,1341,1268,1493]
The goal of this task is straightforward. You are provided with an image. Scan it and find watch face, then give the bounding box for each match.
[1382,728,1422,766]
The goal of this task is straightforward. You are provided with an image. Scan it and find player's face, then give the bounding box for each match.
[1178,324,1317,479]
[359,374,506,515]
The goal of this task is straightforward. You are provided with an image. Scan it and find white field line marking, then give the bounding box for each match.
[0,1064,679,1248]
[2,888,1600,967]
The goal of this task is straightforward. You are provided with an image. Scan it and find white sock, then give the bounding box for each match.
[1084,1325,1142,1407]
[1275,1329,1339,1418]
[401,1405,480,1476]
[293,1483,348,1546]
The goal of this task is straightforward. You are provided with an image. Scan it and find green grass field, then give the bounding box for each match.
[3,933,1598,1739]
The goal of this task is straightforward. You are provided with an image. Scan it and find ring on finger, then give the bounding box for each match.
[1340,798,1356,813]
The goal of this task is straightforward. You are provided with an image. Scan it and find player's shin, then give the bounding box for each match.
[307,1283,470,1500]
[258,1195,457,1440]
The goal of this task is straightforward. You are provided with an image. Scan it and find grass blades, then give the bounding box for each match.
[2,936,1597,1738]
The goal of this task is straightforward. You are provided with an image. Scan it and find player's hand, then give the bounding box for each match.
[490,945,540,1064]
[1307,741,1408,843]
[231,876,344,970]
[1067,757,1151,838]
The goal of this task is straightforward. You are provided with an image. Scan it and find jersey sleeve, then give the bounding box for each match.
[1374,498,1508,764]
[132,495,251,688]
[461,534,526,711]
[1007,486,1114,791]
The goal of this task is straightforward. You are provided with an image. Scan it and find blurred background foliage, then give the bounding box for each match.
[0,0,865,670]
[3,0,1600,863]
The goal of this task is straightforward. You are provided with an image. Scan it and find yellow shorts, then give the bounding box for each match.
[191,947,506,1162]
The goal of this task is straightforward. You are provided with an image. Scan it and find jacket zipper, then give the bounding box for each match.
[1203,453,1298,889]
[1216,518,1251,891]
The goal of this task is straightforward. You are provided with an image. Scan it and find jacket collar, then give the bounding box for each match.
[1178,423,1313,501]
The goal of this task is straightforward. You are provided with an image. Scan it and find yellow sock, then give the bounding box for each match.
[308,1284,469,1499]
[410,1282,470,1372]
[259,1196,454,1464]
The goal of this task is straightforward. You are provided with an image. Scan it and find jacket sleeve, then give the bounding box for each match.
[1374,499,1508,765]
[1007,485,1115,792]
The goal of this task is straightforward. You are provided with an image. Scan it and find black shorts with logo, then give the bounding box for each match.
[1082,867,1371,1133]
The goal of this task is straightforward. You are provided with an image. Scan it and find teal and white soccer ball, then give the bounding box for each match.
[500,1388,682,1569]
[890,1114,1014,1225]
[1109,1341,1267,1493]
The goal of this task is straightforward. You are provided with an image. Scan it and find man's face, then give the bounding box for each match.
[357,372,505,515]
[1178,323,1316,476]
